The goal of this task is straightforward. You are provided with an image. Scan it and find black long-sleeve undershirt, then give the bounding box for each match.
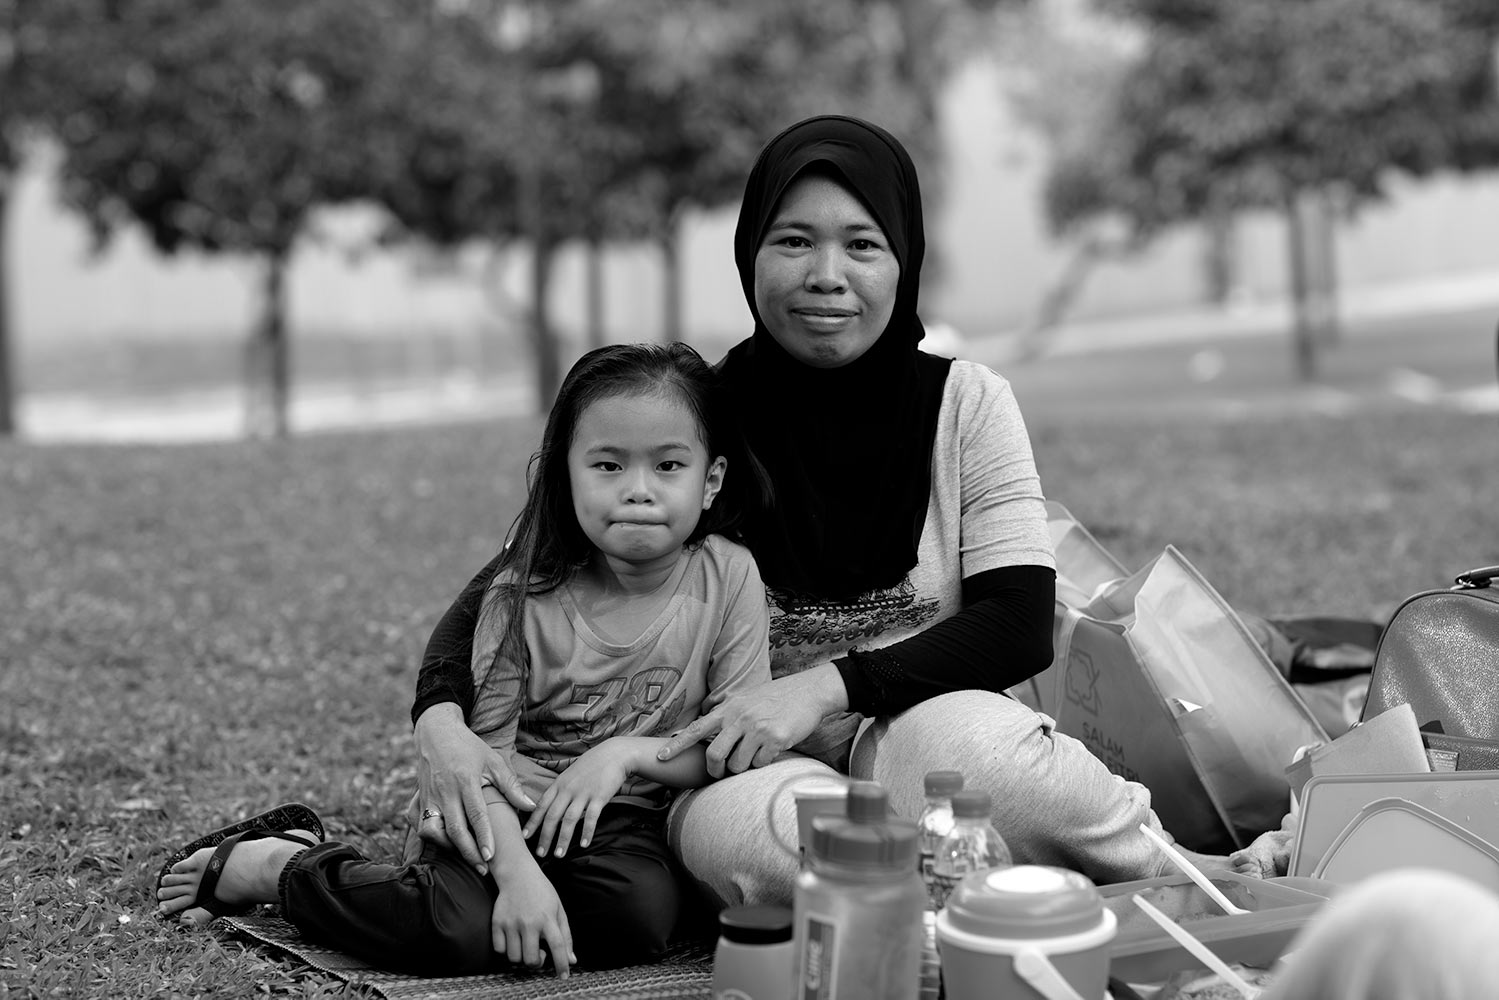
[831,564,1055,717]
[411,551,503,726]
[411,552,1055,728]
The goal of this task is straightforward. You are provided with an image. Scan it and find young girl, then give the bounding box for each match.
[155,343,771,980]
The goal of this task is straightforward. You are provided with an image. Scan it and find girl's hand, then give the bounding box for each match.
[414,703,536,874]
[490,864,576,979]
[657,665,848,778]
[521,741,634,858]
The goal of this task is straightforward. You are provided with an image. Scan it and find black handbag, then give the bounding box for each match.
[1361,566,1499,770]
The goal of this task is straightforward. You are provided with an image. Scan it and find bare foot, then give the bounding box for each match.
[156,829,315,927]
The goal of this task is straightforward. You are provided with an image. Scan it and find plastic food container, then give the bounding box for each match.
[1312,797,1499,890]
[1098,871,1331,983]
[1291,771,1499,877]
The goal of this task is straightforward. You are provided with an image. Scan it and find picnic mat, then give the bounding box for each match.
[225,910,944,999]
[222,913,716,999]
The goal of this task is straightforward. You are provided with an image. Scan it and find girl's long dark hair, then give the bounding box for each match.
[485,342,769,671]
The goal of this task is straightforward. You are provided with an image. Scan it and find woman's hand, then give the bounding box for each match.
[521,740,634,858]
[1230,807,1299,878]
[490,863,576,979]
[656,664,849,778]
[414,703,535,873]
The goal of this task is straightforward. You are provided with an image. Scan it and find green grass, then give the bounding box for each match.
[3,404,1496,997]
[1032,407,1499,616]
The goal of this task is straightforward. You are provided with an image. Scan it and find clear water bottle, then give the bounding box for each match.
[792,781,925,1000]
[930,789,1011,911]
[916,769,963,909]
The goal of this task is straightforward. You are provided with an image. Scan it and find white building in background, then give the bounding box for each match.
[13,55,1499,388]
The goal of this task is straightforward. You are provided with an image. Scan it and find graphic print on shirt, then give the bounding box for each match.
[766,575,939,674]
[469,650,691,771]
[523,664,688,770]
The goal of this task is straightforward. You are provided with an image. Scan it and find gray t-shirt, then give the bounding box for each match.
[469,534,771,806]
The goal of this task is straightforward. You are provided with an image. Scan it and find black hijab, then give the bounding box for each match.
[720,115,953,601]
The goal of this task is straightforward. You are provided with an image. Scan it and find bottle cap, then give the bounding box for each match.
[923,770,964,797]
[809,782,918,869]
[718,904,793,944]
[811,814,920,869]
[943,865,1105,939]
[951,789,992,819]
[845,781,888,822]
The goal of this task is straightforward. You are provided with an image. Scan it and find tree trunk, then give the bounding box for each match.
[531,237,562,411]
[1202,204,1238,307]
[246,250,291,439]
[659,224,682,345]
[1310,187,1341,346]
[1012,231,1118,362]
[1285,196,1318,381]
[585,233,605,351]
[0,173,14,436]
[519,158,562,413]
[266,252,291,438]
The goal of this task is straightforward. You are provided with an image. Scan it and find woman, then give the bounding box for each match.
[411,115,1223,910]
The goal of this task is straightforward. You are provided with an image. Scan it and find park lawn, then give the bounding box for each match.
[2,404,1496,998]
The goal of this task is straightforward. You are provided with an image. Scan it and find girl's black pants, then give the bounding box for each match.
[278,802,702,975]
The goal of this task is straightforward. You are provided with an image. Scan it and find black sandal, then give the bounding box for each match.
[156,802,325,918]
[185,828,319,918]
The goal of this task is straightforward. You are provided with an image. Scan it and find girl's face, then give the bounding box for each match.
[753,173,900,369]
[567,391,726,576]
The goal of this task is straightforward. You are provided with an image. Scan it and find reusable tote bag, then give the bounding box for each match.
[1039,507,1327,852]
[1010,502,1129,718]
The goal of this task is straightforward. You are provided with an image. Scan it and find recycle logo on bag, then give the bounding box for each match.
[1065,648,1102,715]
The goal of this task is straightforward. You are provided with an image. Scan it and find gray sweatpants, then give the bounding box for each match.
[667,691,1218,908]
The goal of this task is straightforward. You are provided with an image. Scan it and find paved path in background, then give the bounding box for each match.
[17,269,1499,444]
[970,267,1499,360]
[998,301,1499,424]
[969,268,1499,423]
[18,373,536,444]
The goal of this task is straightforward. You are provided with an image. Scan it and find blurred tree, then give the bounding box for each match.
[30,0,1015,427]
[0,0,72,436]
[503,0,932,352]
[600,0,1004,343]
[42,0,416,437]
[993,4,1145,359]
[567,0,924,345]
[382,0,995,405]
[351,0,628,410]
[335,2,550,403]
[1050,0,1499,379]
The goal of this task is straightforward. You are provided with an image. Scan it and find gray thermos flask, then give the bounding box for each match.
[791,781,924,1000]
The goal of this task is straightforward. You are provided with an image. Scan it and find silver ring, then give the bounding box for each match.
[420,808,444,824]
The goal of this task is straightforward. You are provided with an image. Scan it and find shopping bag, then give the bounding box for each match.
[1040,524,1327,852]
[1049,500,1129,609]
[1010,502,1128,717]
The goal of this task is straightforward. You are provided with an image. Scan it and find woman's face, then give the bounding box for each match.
[753,174,900,369]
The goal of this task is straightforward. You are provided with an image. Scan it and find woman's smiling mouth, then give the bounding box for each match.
[792,306,858,330]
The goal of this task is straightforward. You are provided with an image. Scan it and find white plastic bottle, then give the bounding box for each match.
[930,788,1011,911]
[712,904,794,1000]
[916,769,963,908]
[791,781,925,1000]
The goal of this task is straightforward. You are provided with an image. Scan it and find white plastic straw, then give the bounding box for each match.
[1131,895,1261,999]
[1138,823,1248,915]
